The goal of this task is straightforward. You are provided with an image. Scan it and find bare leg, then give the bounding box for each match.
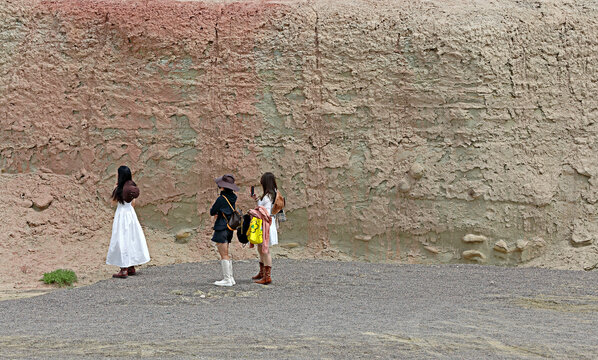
[263,252,272,267]
[255,245,272,285]
[257,244,264,263]
[216,243,230,260]
[258,244,272,266]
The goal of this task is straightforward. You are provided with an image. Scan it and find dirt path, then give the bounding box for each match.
[1,260,597,359]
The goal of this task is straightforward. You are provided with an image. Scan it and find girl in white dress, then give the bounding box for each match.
[251,172,279,284]
[106,166,150,278]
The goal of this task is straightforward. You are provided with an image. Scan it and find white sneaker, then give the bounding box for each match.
[214,278,234,287]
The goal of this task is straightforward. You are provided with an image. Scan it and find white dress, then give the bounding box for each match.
[258,194,278,246]
[106,201,150,267]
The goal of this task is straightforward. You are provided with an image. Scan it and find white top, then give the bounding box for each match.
[258,193,278,246]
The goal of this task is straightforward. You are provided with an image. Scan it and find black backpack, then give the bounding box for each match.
[221,195,243,231]
[237,214,251,244]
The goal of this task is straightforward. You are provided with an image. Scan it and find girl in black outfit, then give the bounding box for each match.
[209,174,239,286]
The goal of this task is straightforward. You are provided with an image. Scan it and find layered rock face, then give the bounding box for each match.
[2,0,598,266]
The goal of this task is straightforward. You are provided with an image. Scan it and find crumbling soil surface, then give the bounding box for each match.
[1,172,597,304]
[1,259,597,359]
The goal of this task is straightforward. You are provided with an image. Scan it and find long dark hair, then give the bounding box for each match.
[260,172,277,201]
[112,165,133,204]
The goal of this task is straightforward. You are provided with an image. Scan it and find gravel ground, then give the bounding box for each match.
[1,259,597,359]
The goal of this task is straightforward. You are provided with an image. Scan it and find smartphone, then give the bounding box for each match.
[250,186,255,196]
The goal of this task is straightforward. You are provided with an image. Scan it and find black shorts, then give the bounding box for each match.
[211,229,233,244]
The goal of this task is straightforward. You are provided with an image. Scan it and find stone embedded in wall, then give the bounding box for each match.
[517,238,547,262]
[467,187,487,200]
[424,245,439,254]
[32,194,53,210]
[493,240,509,253]
[355,235,372,242]
[462,250,486,263]
[408,163,425,180]
[516,240,529,251]
[175,229,193,244]
[571,160,596,179]
[581,189,598,205]
[398,178,411,193]
[463,234,488,244]
[584,263,598,271]
[570,220,596,247]
[19,199,33,208]
[571,233,593,247]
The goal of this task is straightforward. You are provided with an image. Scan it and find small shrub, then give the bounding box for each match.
[41,269,78,287]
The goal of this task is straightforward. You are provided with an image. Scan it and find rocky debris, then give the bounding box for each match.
[571,234,593,247]
[26,213,48,227]
[519,238,547,262]
[570,220,596,247]
[424,245,439,254]
[74,168,89,183]
[571,162,595,178]
[175,229,193,244]
[355,235,372,242]
[516,240,529,251]
[525,242,598,271]
[31,193,53,210]
[584,263,598,271]
[463,234,488,244]
[493,240,509,253]
[462,250,486,262]
[467,188,483,199]
[408,163,425,180]
[18,199,33,208]
[398,178,411,193]
[280,242,299,249]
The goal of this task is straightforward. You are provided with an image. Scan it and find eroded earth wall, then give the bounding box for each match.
[2,0,598,266]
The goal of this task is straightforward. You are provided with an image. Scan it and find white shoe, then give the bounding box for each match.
[228,260,236,285]
[214,278,234,287]
[214,260,234,287]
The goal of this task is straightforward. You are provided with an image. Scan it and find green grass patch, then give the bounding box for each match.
[41,269,78,287]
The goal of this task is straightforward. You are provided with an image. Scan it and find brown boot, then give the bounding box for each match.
[255,266,271,285]
[252,262,264,280]
[112,268,128,278]
[127,266,136,276]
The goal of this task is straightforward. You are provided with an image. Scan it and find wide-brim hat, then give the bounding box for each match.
[215,174,240,191]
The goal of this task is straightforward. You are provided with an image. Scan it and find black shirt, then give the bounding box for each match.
[210,190,237,231]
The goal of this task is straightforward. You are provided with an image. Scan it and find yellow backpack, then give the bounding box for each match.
[247,217,263,245]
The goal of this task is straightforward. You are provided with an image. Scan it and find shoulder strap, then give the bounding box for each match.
[221,195,235,212]
[220,195,239,231]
